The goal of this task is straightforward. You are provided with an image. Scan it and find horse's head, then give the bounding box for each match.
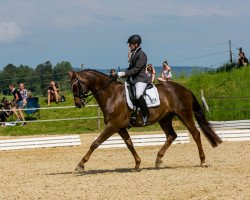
[68,71,89,108]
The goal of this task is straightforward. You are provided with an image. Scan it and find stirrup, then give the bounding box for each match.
[141,116,149,126]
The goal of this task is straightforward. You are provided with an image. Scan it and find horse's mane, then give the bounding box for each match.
[78,69,112,80]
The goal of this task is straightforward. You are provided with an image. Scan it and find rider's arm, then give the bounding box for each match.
[151,73,155,83]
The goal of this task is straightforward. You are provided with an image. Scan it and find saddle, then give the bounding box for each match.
[125,82,160,125]
[125,82,160,109]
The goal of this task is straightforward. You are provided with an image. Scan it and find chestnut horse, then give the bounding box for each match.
[68,70,222,171]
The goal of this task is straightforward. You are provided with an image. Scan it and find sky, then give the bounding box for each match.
[0,0,249,69]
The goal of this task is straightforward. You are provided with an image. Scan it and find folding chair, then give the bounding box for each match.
[24,97,41,119]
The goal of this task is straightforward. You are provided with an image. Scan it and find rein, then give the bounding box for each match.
[74,76,116,105]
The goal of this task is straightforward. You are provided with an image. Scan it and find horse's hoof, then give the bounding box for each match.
[155,162,161,169]
[155,159,163,168]
[155,160,167,169]
[200,163,209,168]
[75,165,85,172]
[132,168,141,172]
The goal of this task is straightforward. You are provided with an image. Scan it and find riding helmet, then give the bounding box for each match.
[127,35,142,44]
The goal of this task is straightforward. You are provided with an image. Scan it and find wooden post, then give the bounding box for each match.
[97,106,101,129]
[201,90,210,112]
[229,40,233,64]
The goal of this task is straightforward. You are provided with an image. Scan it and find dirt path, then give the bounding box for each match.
[0,133,249,200]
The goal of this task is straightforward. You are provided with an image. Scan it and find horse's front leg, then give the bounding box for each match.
[75,124,115,172]
[118,128,141,171]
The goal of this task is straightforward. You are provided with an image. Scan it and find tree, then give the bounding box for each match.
[53,61,73,91]
[0,64,17,94]
[34,61,53,95]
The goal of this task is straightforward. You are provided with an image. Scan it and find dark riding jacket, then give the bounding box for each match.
[125,47,151,84]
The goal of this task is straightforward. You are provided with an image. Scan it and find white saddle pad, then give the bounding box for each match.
[125,82,160,109]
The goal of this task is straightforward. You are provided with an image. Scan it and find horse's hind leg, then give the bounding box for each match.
[118,128,141,171]
[75,124,115,172]
[179,115,206,167]
[156,114,177,168]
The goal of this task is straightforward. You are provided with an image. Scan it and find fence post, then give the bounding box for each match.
[97,106,101,129]
[201,90,210,112]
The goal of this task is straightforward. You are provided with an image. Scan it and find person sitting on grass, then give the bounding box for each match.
[48,80,60,105]
[0,97,13,127]
[157,61,172,82]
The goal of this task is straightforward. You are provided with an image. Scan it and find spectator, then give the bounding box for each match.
[9,84,26,126]
[48,80,59,105]
[238,47,245,57]
[109,69,116,78]
[238,48,248,67]
[19,83,28,106]
[27,91,33,98]
[157,61,172,82]
[145,64,156,83]
[0,97,13,127]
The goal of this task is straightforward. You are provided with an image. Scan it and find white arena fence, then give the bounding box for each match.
[209,120,250,129]
[98,129,250,149]
[99,133,190,149]
[0,128,249,151]
[0,103,249,151]
[0,135,81,151]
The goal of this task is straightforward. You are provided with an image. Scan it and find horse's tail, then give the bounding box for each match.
[192,93,223,148]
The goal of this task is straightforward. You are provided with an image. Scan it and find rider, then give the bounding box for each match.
[117,34,150,126]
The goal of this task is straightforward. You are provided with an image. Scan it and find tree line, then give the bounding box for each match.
[0,61,73,96]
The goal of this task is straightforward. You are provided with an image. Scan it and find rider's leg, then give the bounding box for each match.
[135,82,149,126]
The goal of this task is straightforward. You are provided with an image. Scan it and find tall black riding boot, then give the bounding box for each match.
[137,95,149,126]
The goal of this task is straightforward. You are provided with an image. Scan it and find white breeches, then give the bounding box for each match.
[135,82,147,99]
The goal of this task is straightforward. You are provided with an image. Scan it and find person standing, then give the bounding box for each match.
[145,64,156,83]
[117,34,150,126]
[109,69,117,80]
[9,84,26,126]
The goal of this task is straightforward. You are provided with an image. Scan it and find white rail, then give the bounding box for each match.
[99,133,190,148]
[98,129,250,149]
[1,104,102,129]
[0,135,81,151]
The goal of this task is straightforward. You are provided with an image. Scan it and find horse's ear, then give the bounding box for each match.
[68,71,76,78]
[68,71,73,78]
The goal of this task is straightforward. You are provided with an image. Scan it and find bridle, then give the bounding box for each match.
[71,75,116,106]
[71,77,89,106]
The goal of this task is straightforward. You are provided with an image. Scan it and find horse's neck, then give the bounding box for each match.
[88,75,111,93]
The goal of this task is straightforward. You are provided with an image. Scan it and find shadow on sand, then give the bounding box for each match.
[45,164,202,176]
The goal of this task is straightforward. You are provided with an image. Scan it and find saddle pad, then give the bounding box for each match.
[125,82,160,109]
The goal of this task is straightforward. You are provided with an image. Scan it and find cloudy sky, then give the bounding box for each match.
[0,0,249,69]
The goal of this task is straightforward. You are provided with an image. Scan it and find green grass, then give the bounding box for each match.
[0,93,103,136]
[0,66,249,136]
[0,92,170,136]
[176,66,250,120]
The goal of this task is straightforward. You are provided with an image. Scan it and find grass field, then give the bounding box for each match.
[0,66,249,136]
[0,92,171,136]
[177,66,250,120]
